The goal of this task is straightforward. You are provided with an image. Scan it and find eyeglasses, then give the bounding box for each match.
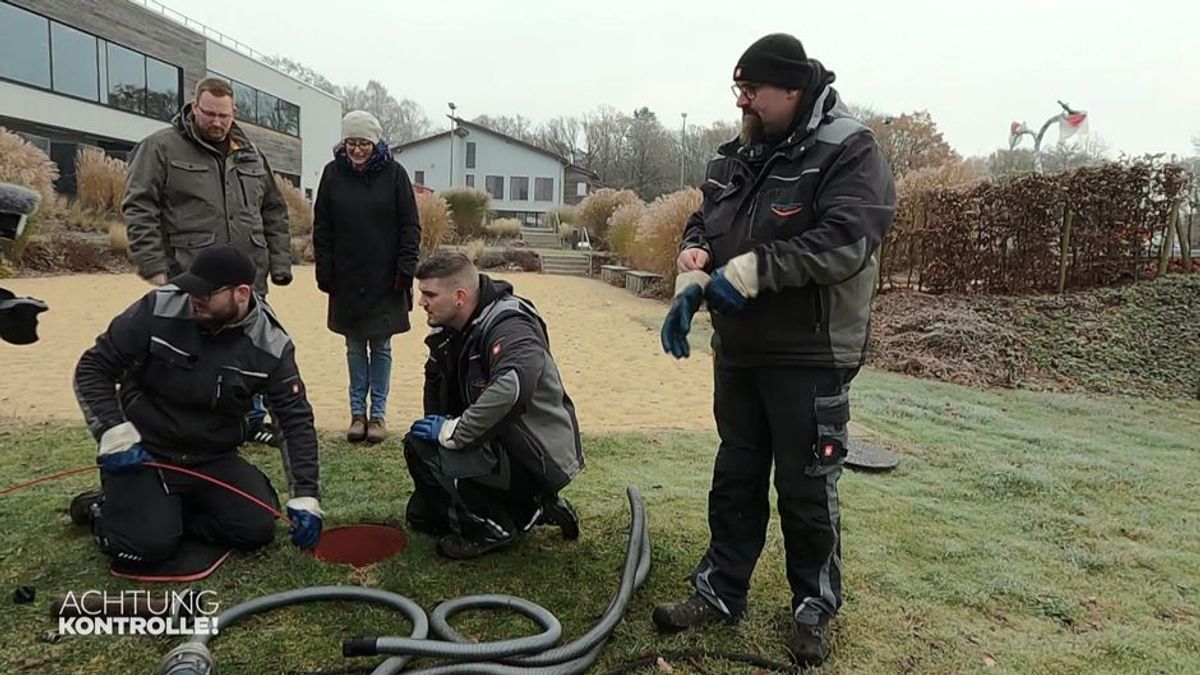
[730,83,762,101]
[195,105,234,121]
[345,139,375,149]
[191,285,233,303]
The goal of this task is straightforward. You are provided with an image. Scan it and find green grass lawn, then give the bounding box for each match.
[1,369,1197,674]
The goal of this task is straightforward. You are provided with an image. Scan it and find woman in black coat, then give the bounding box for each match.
[313,110,421,443]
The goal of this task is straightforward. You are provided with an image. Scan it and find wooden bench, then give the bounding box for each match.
[600,264,630,285]
[624,270,663,295]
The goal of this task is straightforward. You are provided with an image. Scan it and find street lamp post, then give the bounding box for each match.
[447,102,457,188]
[679,112,687,188]
[1008,101,1088,173]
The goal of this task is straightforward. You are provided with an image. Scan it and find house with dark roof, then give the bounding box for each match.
[393,117,599,226]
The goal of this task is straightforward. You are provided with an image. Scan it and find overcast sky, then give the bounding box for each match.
[158,0,1198,159]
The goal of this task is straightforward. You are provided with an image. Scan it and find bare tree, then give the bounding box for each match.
[471,115,538,144]
[1039,134,1110,173]
[538,116,584,164]
[869,110,959,177]
[262,55,342,96]
[341,81,432,145]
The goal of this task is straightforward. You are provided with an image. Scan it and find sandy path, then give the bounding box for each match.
[0,267,717,433]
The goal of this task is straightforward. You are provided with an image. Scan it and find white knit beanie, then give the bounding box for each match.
[342,110,383,143]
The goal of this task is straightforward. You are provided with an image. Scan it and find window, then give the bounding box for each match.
[0,4,183,121]
[230,79,257,122]
[535,177,554,202]
[485,175,504,200]
[576,182,588,197]
[50,22,97,100]
[278,100,300,136]
[256,90,280,129]
[465,174,475,188]
[414,170,425,185]
[510,177,529,201]
[465,142,476,169]
[106,41,146,114]
[213,72,301,137]
[145,57,180,121]
[0,2,50,88]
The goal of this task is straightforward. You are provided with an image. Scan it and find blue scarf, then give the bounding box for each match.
[335,140,391,173]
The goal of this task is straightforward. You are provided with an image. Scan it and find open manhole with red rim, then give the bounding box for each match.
[311,524,409,567]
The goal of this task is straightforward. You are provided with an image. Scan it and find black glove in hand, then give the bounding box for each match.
[271,271,293,287]
[660,271,710,359]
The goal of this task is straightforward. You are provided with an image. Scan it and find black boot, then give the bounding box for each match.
[651,592,732,632]
[436,532,518,560]
[537,497,580,540]
[786,615,832,667]
[68,489,104,527]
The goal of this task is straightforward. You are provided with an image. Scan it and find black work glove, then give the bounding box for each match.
[271,271,293,287]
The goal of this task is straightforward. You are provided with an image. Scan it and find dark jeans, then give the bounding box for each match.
[95,453,279,565]
[691,364,855,622]
[403,435,544,542]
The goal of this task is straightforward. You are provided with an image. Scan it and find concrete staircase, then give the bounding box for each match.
[538,250,591,276]
[520,227,562,250]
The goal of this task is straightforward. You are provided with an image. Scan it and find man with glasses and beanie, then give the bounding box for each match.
[655,33,896,666]
[122,77,293,445]
[70,245,324,569]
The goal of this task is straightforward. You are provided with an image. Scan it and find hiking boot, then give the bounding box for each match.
[68,489,104,527]
[436,532,518,560]
[347,415,368,442]
[651,592,732,632]
[366,417,388,444]
[248,420,283,447]
[537,496,580,540]
[786,615,832,668]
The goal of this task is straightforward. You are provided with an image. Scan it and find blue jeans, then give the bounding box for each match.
[347,335,393,419]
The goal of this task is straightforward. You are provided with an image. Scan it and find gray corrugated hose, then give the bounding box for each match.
[157,486,650,675]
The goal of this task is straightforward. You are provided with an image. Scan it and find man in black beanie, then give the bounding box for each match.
[656,33,897,667]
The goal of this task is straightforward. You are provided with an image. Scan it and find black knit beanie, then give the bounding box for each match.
[733,33,810,89]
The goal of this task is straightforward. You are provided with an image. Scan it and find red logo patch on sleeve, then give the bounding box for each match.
[491,341,502,357]
[291,380,304,396]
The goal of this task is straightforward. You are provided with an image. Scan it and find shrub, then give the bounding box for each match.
[548,205,578,227]
[462,238,486,264]
[578,188,641,246]
[76,147,126,216]
[607,201,645,261]
[484,218,523,239]
[0,126,59,262]
[108,221,129,255]
[416,192,454,256]
[439,188,490,240]
[629,188,702,290]
[274,175,313,236]
[290,235,314,264]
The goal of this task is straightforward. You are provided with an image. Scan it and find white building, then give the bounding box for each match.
[0,0,341,199]
[393,118,570,227]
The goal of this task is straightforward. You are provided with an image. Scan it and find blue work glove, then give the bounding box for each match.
[286,497,324,550]
[660,271,709,359]
[410,414,450,442]
[704,252,759,315]
[96,422,151,474]
[98,443,151,474]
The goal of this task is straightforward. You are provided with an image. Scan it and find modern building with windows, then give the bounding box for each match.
[394,117,601,226]
[0,0,341,197]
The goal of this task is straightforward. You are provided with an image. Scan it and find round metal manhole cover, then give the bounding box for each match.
[846,439,900,472]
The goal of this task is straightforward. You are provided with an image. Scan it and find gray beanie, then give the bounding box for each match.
[342,110,383,143]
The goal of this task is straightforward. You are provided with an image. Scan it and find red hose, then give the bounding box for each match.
[1,461,294,527]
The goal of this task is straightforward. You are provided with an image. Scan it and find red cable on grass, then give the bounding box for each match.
[1,461,295,528]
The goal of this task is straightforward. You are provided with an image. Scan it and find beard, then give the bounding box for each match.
[740,112,765,146]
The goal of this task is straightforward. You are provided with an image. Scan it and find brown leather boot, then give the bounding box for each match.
[347,415,367,442]
[366,417,388,443]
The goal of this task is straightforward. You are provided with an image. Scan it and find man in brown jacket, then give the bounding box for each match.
[123,77,292,295]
